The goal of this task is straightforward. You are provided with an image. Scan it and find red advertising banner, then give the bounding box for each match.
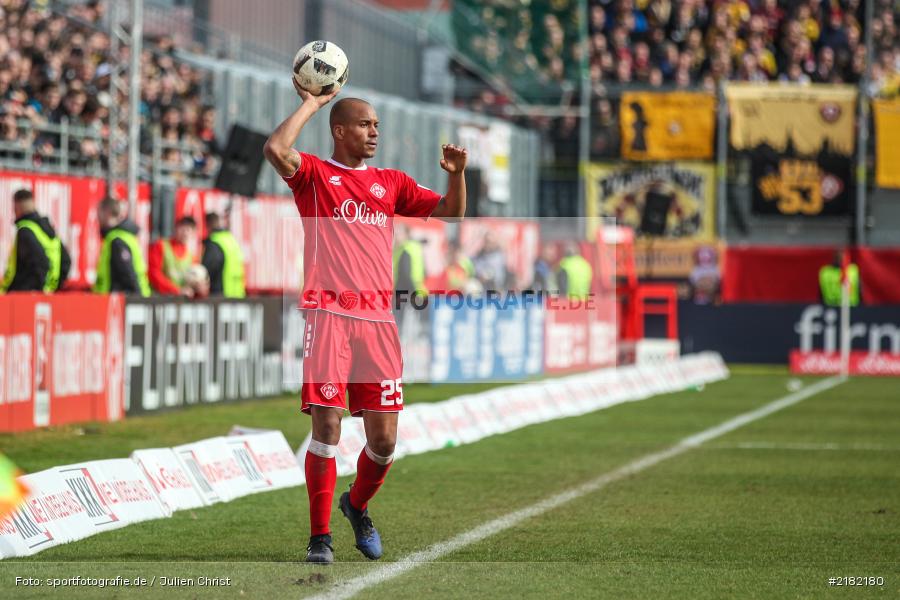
[173,188,304,292]
[0,171,151,290]
[544,299,618,374]
[723,246,900,305]
[0,293,124,432]
[789,350,900,376]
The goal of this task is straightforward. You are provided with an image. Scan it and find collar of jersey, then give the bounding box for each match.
[327,158,368,171]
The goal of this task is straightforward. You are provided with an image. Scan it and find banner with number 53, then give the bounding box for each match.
[751,154,852,216]
[725,83,856,217]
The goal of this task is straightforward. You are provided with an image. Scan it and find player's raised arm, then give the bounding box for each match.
[263,80,339,178]
[431,144,468,221]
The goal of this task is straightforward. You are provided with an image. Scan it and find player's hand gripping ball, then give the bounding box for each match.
[292,40,349,96]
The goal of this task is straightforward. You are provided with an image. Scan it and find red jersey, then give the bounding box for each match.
[147,239,195,295]
[283,151,442,321]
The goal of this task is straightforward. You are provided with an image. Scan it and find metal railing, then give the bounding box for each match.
[149,128,217,190]
[0,116,217,190]
[0,118,105,178]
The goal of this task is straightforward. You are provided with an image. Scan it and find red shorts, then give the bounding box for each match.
[301,310,404,416]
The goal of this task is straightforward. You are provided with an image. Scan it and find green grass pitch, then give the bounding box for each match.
[0,369,897,599]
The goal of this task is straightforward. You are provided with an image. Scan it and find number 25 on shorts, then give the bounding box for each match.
[380,378,404,407]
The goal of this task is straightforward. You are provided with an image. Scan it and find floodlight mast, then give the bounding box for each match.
[577,0,591,220]
[107,0,143,218]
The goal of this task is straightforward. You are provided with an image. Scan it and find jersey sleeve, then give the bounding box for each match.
[281,150,318,193]
[394,171,442,219]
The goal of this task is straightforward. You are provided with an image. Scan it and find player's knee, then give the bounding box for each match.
[312,423,340,445]
[310,408,342,445]
[366,435,396,459]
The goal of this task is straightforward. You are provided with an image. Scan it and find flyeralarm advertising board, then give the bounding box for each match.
[122,297,301,415]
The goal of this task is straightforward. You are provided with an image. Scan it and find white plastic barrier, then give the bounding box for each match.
[132,448,208,512]
[1,430,303,559]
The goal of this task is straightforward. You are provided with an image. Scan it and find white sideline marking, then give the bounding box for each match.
[715,441,900,452]
[308,376,845,600]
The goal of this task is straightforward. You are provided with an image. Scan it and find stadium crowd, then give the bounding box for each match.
[454,0,900,159]
[457,0,899,97]
[0,0,219,178]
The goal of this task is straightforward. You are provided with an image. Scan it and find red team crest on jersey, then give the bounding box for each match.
[320,382,339,400]
[369,183,386,199]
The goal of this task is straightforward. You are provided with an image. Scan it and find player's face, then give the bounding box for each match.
[338,104,379,159]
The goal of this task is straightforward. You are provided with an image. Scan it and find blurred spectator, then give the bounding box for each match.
[688,245,721,304]
[473,231,509,291]
[557,243,593,300]
[444,239,476,294]
[393,223,428,303]
[591,97,620,158]
[0,188,71,293]
[202,211,246,298]
[531,244,559,294]
[93,196,151,296]
[147,215,198,296]
[819,249,861,306]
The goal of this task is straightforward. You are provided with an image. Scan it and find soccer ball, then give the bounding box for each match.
[292,40,349,96]
[183,264,210,297]
[184,264,209,286]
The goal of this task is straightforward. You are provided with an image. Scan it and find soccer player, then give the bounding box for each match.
[263,82,467,564]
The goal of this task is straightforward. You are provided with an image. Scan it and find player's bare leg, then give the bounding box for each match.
[340,410,398,560]
[305,405,343,564]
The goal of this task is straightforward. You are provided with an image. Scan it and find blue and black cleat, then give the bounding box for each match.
[305,533,334,564]
[339,490,383,560]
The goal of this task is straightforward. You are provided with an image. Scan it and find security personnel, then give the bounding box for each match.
[1,189,71,293]
[557,243,593,300]
[393,224,427,300]
[93,197,151,296]
[148,216,198,295]
[202,212,246,298]
[819,250,860,307]
[445,240,474,293]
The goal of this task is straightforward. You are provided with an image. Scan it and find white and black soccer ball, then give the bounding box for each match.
[292,40,349,96]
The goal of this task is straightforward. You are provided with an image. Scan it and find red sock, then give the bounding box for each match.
[349,446,392,511]
[305,451,336,536]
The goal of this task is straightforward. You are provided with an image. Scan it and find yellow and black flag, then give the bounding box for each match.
[873,99,900,189]
[725,83,857,216]
[619,92,716,161]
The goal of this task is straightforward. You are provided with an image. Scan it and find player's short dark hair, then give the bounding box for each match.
[329,97,371,129]
[13,189,33,203]
[205,212,221,230]
[176,215,197,228]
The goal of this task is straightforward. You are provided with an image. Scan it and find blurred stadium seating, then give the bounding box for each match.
[0,0,220,185]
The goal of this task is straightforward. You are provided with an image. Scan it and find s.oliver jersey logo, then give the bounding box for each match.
[332,198,388,228]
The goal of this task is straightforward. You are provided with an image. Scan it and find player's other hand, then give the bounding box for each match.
[440,144,468,174]
[293,78,339,109]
